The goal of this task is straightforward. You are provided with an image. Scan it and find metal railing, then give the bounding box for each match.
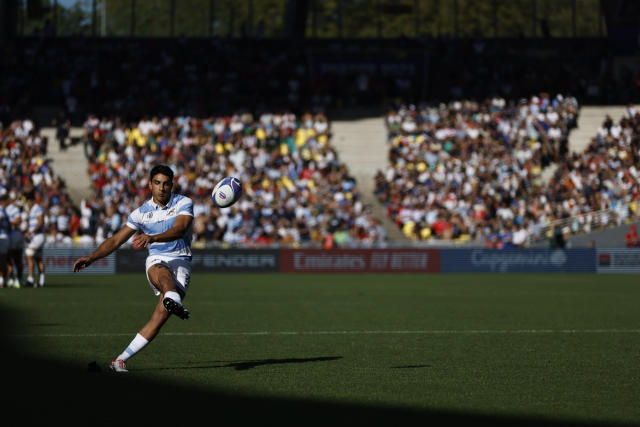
[527,203,637,246]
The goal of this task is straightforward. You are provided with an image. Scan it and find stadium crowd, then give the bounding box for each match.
[544,105,640,239]
[78,110,386,249]
[376,95,640,247]
[1,110,389,282]
[0,117,97,249]
[0,117,78,287]
[376,93,578,247]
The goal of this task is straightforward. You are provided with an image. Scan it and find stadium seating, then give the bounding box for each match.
[4,102,637,250]
[377,96,640,247]
[376,94,580,247]
[0,117,86,247]
[80,111,387,248]
[541,105,640,242]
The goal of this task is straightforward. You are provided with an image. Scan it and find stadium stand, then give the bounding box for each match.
[540,104,640,243]
[377,96,640,248]
[7,100,637,251]
[0,36,625,128]
[1,10,637,251]
[0,117,82,247]
[77,111,387,249]
[376,93,580,247]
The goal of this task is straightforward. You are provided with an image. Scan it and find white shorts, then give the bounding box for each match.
[145,255,192,296]
[9,230,24,250]
[0,237,8,255]
[26,233,45,256]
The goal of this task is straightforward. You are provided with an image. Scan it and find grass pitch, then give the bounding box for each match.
[2,273,639,426]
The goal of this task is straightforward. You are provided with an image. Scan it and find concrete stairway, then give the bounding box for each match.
[40,126,91,205]
[331,118,407,242]
[568,105,628,154]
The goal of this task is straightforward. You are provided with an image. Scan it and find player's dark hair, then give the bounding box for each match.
[149,164,174,182]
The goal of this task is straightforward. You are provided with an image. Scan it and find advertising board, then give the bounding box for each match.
[116,249,279,273]
[441,249,596,273]
[40,248,115,274]
[596,249,640,273]
[279,249,441,273]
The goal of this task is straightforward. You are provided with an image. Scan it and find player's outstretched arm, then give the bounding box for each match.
[133,215,193,248]
[73,225,137,272]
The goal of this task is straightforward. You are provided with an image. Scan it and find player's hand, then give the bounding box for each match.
[73,256,92,272]
[133,233,153,249]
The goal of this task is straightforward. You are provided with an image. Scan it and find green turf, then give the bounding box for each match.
[2,273,639,425]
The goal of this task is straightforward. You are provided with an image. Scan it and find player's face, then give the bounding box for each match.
[149,173,173,206]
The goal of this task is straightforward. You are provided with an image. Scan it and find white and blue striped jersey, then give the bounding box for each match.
[5,204,21,226]
[28,203,44,233]
[126,194,194,258]
[0,207,9,239]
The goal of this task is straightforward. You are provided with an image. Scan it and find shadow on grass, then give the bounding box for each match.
[0,306,627,427]
[391,364,431,369]
[143,356,343,371]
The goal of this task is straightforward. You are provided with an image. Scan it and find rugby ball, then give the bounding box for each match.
[211,176,242,208]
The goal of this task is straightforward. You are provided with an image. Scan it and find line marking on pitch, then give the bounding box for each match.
[7,329,640,338]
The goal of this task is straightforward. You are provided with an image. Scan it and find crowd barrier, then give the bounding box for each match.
[25,247,640,274]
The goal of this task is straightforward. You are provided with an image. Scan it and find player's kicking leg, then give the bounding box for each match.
[110,264,189,372]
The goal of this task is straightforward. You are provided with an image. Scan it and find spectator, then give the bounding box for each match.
[550,226,566,249]
[54,111,70,151]
[625,224,639,248]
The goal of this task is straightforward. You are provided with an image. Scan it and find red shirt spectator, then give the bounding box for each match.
[431,218,452,237]
[625,225,639,248]
[69,211,81,236]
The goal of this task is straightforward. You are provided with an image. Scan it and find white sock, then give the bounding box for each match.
[27,276,34,283]
[117,333,149,362]
[39,273,45,286]
[164,291,182,305]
